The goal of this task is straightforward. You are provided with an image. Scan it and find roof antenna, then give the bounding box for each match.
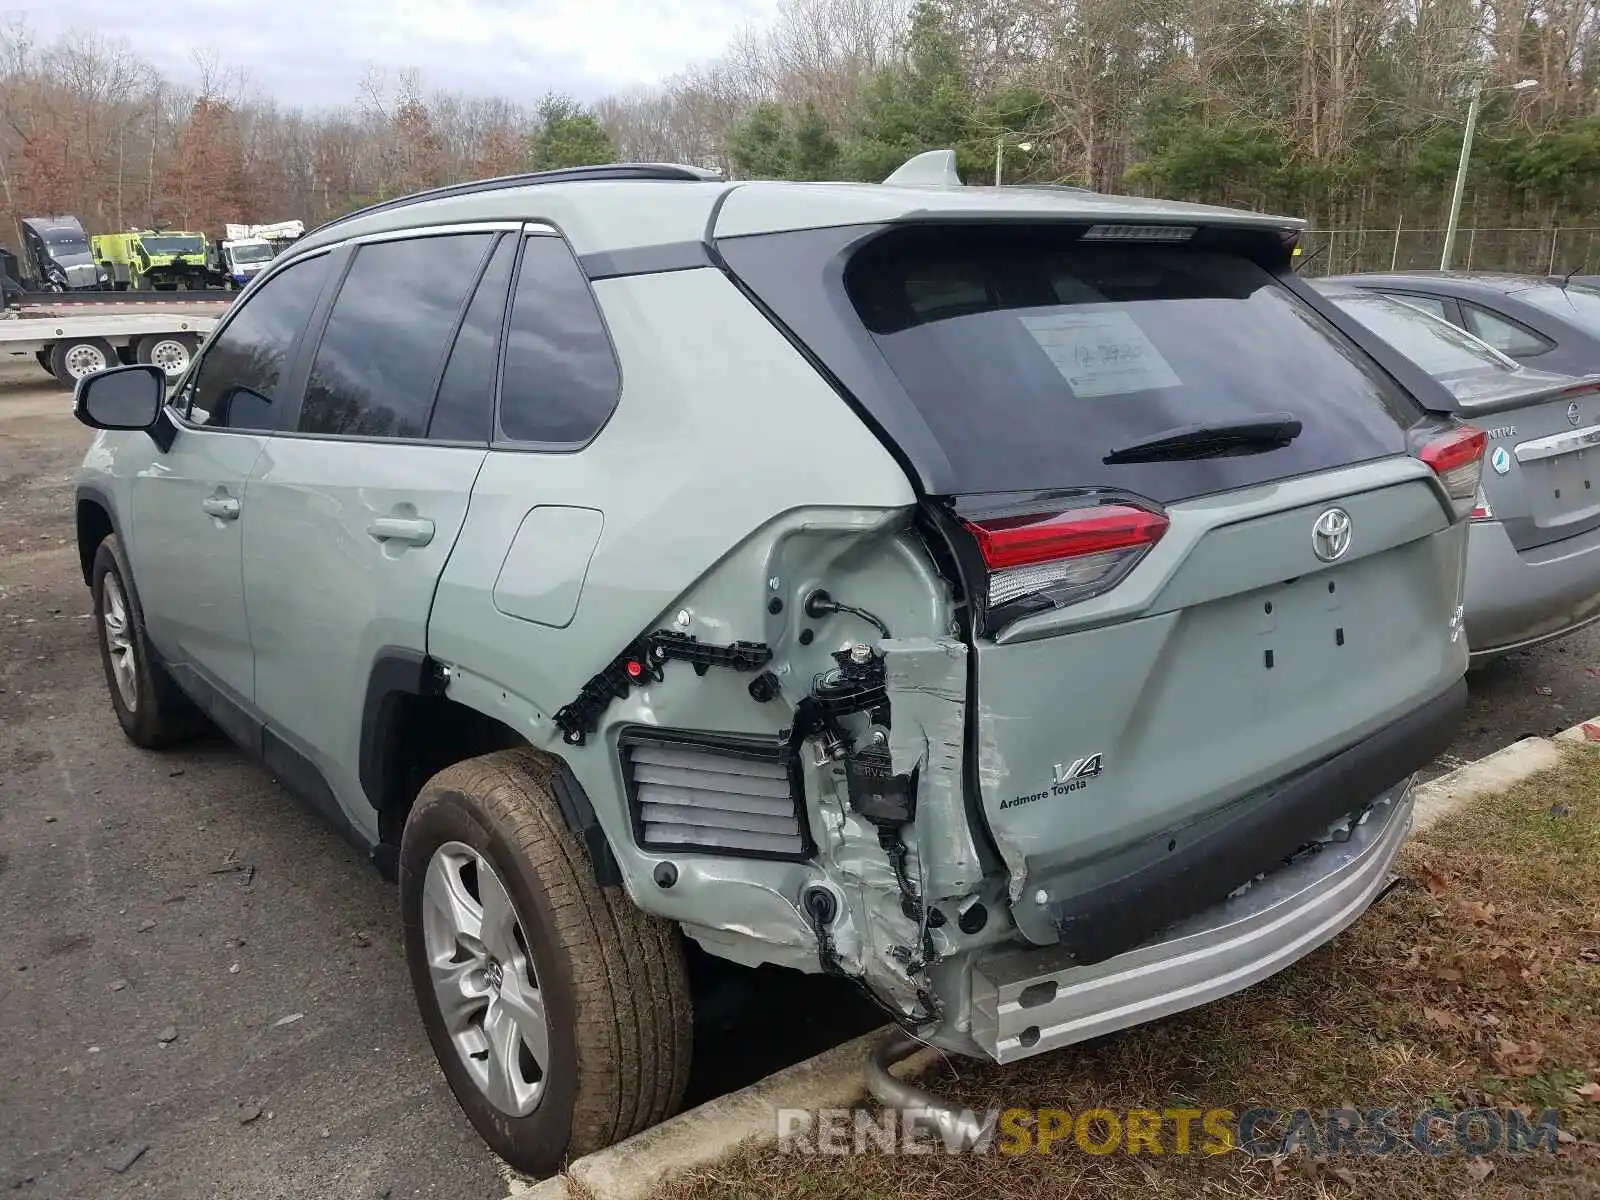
[883,149,962,188]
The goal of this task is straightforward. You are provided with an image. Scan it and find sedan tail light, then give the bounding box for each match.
[1470,485,1493,521]
[1418,425,1487,518]
[961,502,1169,617]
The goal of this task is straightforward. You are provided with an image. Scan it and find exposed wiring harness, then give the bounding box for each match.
[803,588,891,639]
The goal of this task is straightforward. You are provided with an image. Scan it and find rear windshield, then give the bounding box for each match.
[1511,282,1600,334]
[832,228,1423,501]
[1325,292,1516,380]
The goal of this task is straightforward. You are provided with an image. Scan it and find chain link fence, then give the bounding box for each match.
[1295,226,1600,278]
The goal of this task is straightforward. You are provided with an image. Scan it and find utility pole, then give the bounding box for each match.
[994,134,1033,187]
[1439,85,1480,271]
[1442,79,1536,270]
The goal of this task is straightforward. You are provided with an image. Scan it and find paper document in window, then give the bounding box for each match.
[1020,310,1182,398]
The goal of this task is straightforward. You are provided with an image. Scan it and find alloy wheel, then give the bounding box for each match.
[422,841,550,1116]
[101,572,137,711]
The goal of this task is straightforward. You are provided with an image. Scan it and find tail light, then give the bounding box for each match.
[961,502,1169,623]
[1418,425,1487,518]
[1470,485,1493,521]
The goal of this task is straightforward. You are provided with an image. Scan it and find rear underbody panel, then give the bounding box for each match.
[967,780,1416,1062]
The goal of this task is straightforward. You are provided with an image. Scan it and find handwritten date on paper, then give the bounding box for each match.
[1021,310,1181,399]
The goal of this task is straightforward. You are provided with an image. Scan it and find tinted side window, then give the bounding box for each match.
[429,235,515,443]
[1462,303,1551,357]
[186,253,332,429]
[498,235,620,445]
[298,233,493,439]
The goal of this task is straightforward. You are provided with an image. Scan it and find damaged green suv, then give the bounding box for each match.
[72,154,1479,1173]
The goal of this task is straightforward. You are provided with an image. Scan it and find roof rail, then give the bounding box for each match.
[308,163,723,237]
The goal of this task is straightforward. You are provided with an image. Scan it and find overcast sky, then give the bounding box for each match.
[18,0,781,108]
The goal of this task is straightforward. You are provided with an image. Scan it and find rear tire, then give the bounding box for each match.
[90,535,207,748]
[35,349,51,375]
[136,333,197,380]
[400,749,692,1175]
[49,337,116,388]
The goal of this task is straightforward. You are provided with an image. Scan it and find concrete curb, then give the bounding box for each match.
[506,1030,941,1200]
[1411,737,1564,831]
[507,711,1600,1200]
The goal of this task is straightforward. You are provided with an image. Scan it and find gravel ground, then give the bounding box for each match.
[2,359,1596,1197]
[0,361,512,1198]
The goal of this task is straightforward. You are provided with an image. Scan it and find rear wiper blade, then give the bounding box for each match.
[1103,414,1303,464]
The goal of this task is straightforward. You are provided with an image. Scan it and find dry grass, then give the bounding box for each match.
[659,748,1600,1200]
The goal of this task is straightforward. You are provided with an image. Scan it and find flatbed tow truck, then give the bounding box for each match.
[1,308,217,387]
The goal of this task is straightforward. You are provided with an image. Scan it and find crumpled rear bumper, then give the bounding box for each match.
[967,784,1413,1062]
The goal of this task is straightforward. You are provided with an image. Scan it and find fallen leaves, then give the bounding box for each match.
[1490,1037,1545,1076]
[1418,864,1453,896]
[1577,1081,1600,1103]
[1424,1006,1467,1034]
[1464,1157,1495,1183]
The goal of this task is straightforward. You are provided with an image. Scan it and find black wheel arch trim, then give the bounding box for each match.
[359,647,446,815]
[359,648,622,887]
[75,482,124,587]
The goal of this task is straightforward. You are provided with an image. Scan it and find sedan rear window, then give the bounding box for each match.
[1511,282,1600,334]
[1325,292,1515,379]
[837,227,1424,501]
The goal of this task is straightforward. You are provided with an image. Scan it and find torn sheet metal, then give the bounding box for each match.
[882,636,983,898]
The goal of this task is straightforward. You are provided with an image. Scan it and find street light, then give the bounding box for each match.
[1440,78,1537,270]
[995,135,1034,188]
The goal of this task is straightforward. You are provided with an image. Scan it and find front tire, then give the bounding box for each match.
[90,536,206,748]
[400,750,692,1175]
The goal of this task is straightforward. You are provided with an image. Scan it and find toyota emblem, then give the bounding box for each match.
[1568,401,1582,427]
[1312,507,1353,563]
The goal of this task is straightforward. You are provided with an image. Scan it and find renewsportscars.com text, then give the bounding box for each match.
[776,1105,1564,1157]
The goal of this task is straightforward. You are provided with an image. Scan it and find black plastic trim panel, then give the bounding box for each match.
[1045,678,1467,966]
[358,647,446,809]
[580,241,712,280]
[163,656,362,852]
[550,768,623,886]
[74,483,124,585]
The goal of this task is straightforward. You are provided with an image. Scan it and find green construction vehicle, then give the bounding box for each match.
[91,229,213,291]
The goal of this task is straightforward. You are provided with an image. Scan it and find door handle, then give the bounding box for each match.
[367,516,435,547]
[201,496,240,520]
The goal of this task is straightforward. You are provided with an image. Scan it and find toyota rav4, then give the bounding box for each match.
[72,154,1478,1174]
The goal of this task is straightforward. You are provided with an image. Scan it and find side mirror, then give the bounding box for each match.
[74,363,165,432]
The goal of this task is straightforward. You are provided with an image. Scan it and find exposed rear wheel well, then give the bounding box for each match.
[76,499,115,585]
[368,691,525,849]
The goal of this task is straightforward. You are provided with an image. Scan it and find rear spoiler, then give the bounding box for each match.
[1449,373,1600,418]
